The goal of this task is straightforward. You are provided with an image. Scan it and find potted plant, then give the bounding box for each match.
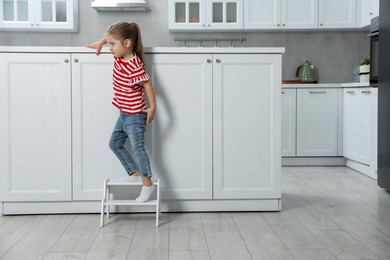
[360,57,370,72]
[359,57,370,82]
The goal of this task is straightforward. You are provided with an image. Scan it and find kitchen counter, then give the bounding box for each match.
[0,46,285,54]
[0,48,282,214]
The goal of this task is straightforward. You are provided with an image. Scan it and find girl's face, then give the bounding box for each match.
[105,33,133,60]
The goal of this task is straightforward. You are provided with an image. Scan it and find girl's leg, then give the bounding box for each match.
[123,113,153,181]
[109,114,140,176]
[123,113,155,202]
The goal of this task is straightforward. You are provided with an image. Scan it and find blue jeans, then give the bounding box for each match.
[109,112,152,178]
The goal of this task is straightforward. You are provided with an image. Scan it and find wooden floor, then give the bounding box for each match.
[1,167,390,260]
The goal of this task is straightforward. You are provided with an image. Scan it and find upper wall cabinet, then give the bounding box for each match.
[0,0,78,31]
[357,0,379,28]
[168,0,243,30]
[170,0,367,31]
[244,0,318,29]
[319,0,357,29]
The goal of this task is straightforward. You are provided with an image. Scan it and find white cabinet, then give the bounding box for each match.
[71,54,128,200]
[0,53,72,201]
[0,48,283,213]
[147,53,281,200]
[319,0,357,29]
[169,0,243,30]
[281,89,296,157]
[0,0,78,31]
[357,0,379,27]
[212,54,281,199]
[244,0,318,29]
[343,88,377,166]
[145,54,213,200]
[296,88,339,156]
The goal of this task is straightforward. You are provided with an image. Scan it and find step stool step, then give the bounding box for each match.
[105,199,158,206]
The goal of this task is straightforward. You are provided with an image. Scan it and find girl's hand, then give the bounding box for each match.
[84,38,106,55]
[142,107,156,125]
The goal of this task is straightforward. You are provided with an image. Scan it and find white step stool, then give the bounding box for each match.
[100,177,161,227]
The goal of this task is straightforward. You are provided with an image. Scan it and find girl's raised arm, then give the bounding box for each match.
[85,37,107,55]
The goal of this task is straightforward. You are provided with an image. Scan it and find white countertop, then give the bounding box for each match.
[341,82,370,87]
[283,82,372,88]
[0,46,285,54]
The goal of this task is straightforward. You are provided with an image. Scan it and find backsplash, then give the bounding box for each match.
[0,0,369,83]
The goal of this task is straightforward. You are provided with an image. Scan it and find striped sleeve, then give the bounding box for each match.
[126,56,150,86]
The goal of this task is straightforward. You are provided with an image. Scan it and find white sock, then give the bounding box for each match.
[136,185,155,202]
[122,175,142,183]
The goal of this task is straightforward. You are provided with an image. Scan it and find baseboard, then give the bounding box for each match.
[282,157,346,166]
[345,159,377,180]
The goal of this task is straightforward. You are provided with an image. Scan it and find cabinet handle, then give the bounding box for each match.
[64,58,69,63]
[309,91,326,94]
[73,58,79,63]
[282,91,285,94]
[361,90,372,94]
[320,23,323,26]
[277,23,280,27]
[216,59,221,63]
[346,91,355,94]
[207,59,212,63]
[282,24,285,26]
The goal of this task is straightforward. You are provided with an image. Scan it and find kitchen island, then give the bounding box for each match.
[0,47,284,214]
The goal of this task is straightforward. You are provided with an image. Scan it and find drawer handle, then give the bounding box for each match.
[282,91,285,94]
[309,91,326,94]
[216,59,221,63]
[361,90,372,94]
[207,59,212,63]
[346,91,355,94]
[64,58,69,63]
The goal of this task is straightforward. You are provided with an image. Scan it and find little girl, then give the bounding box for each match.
[86,22,156,203]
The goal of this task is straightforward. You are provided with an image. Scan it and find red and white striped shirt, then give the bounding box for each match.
[111,54,150,114]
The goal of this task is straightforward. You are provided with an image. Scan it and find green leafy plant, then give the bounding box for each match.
[360,57,370,65]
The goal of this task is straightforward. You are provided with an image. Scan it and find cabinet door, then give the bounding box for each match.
[35,0,77,31]
[319,0,357,28]
[213,54,281,199]
[168,0,206,30]
[71,54,126,200]
[343,88,361,161]
[297,88,338,156]
[371,88,378,173]
[281,89,296,156]
[0,0,78,31]
[207,0,243,29]
[281,0,318,29]
[0,0,32,29]
[357,0,379,27]
[145,54,213,200]
[359,89,374,165]
[244,0,281,29]
[0,53,72,201]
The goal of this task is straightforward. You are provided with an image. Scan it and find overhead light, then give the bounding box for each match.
[91,0,151,12]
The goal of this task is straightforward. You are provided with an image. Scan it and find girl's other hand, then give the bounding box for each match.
[142,107,156,125]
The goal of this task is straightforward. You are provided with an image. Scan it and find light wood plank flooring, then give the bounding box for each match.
[1,166,390,260]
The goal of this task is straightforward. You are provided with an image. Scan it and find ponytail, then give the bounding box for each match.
[131,23,145,63]
[106,21,145,63]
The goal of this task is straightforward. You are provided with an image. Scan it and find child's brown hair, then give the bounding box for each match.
[107,21,145,62]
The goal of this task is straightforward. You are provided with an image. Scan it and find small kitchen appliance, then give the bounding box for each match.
[296,60,315,83]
